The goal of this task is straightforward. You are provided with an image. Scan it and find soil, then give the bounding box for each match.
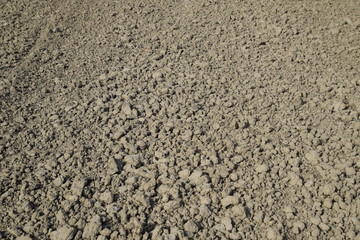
[1,0,359,239]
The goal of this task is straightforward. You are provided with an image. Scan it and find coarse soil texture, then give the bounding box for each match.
[1,0,359,239]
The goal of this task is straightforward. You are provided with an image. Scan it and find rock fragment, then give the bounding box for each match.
[82,215,102,239]
[305,151,320,163]
[108,157,120,174]
[321,184,336,196]
[221,196,239,208]
[266,228,281,240]
[199,204,211,217]
[319,222,330,232]
[99,191,113,203]
[221,216,233,231]
[293,221,305,234]
[255,164,269,173]
[184,220,198,233]
[16,236,32,240]
[71,177,86,196]
[122,103,132,116]
[53,176,65,187]
[152,71,163,79]
[123,154,142,168]
[231,205,247,219]
[49,225,76,240]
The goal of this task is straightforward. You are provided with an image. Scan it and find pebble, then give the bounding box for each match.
[99,191,113,203]
[71,177,86,196]
[152,72,163,79]
[293,221,305,234]
[122,103,132,116]
[266,228,281,240]
[199,204,211,217]
[319,222,330,232]
[221,196,239,208]
[305,151,320,163]
[231,205,247,219]
[83,215,102,239]
[184,220,198,233]
[188,170,203,182]
[16,236,32,240]
[49,225,76,240]
[255,164,269,173]
[221,216,233,231]
[108,157,120,174]
[123,154,142,167]
[179,169,190,179]
[310,217,321,226]
[321,184,336,195]
[53,176,65,187]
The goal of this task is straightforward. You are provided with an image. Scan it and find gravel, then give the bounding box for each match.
[1,0,359,239]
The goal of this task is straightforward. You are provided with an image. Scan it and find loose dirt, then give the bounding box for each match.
[1,0,359,239]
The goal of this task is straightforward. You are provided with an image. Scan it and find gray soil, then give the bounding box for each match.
[1,0,359,239]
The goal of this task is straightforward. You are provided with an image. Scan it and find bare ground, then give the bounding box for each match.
[1,0,359,239]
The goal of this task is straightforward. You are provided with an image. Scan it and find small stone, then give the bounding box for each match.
[229,233,241,239]
[110,231,119,239]
[266,228,281,240]
[112,127,127,140]
[16,236,32,240]
[323,198,333,209]
[305,151,320,163]
[231,205,247,219]
[229,173,238,181]
[182,130,193,141]
[188,171,208,184]
[97,236,107,240]
[330,28,340,34]
[122,103,132,116]
[100,228,112,236]
[333,100,346,111]
[166,234,177,240]
[152,71,163,79]
[123,154,142,168]
[83,215,102,239]
[319,222,330,232]
[289,172,303,186]
[99,191,113,203]
[255,164,269,173]
[53,176,65,187]
[71,177,86,196]
[321,184,335,195]
[254,211,264,223]
[283,206,294,214]
[199,205,211,217]
[289,158,301,167]
[221,217,233,231]
[184,220,198,233]
[49,225,76,240]
[221,196,239,208]
[345,167,356,176]
[274,27,282,36]
[179,169,190,179]
[310,217,321,226]
[188,171,203,182]
[293,221,305,234]
[108,158,120,174]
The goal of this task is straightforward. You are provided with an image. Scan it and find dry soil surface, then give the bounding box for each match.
[1,0,360,239]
